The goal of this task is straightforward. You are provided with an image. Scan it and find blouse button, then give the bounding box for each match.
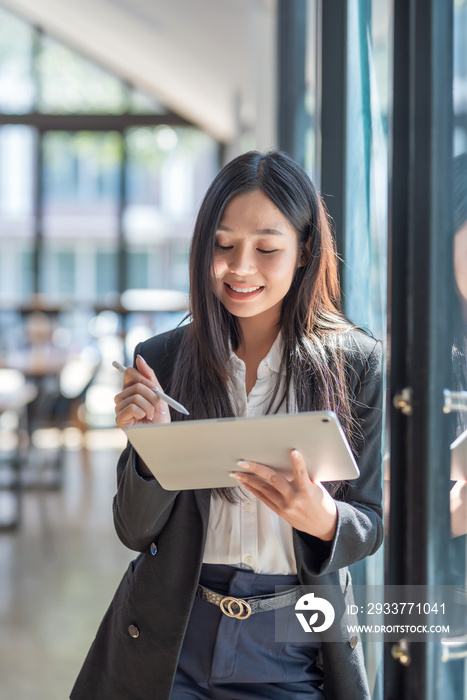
[150,542,158,555]
[128,624,140,638]
[349,635,358,649]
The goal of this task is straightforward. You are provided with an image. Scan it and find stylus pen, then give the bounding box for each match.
[112,360,190,416]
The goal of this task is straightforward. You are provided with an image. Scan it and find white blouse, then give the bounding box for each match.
[202,332,298,575]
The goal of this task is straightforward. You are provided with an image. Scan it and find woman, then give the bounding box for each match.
[71,150,383,699]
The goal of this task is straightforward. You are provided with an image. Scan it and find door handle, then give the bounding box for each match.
[441,633,467,661]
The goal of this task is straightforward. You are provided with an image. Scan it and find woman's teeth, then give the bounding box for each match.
[227,284,262,293]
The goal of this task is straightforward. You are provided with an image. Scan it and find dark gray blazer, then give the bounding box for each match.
[71,326,383,700]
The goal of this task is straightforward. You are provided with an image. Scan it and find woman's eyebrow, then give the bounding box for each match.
[216,225,285,236]
[255,228,285,236]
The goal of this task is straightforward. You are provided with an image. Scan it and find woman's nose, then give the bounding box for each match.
[228,245,256,275]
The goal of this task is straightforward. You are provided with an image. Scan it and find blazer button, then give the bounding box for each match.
[349,635,358,649]
[128,624,140,638]
[150,542,158,555]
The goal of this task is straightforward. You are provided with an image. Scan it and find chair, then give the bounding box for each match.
[0,369,37,529]
[27,352,101,483]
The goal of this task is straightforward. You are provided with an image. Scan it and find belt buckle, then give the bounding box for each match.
[219,595,252,620]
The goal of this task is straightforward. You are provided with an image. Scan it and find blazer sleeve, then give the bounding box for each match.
[294,337,384,577]
[112,334,182,553]
[112,444,180,552]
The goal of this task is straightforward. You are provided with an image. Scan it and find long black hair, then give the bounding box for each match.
[169,150,358,500]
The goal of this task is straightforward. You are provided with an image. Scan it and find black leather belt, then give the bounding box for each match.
[196,584,303,620]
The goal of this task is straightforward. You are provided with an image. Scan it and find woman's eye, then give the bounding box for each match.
[215,243,233,250]
[257,248,278,254]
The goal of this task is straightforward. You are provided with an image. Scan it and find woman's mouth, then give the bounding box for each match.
[224,283,264,300]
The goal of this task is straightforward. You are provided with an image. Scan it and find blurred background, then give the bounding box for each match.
[0,1,465,699]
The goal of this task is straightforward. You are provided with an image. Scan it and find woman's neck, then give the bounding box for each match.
[236,316,280,363]
[235,317,280,396]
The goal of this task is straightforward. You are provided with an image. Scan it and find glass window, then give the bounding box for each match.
[0,125,35,233]
[41,131,121,301]
[344,0,390,342]
[305,0,320,181]
[127,250,150,290]
[169,243,190,292]
[342,2,391,697]
[124,126,218,294]
[0,6,35,113]
[0,125,35,301]
[0,241,34,301]
[42,131,121,239]
[129,88,168,115]
[95,249,119,298]
[454,0,467,156]
[20,249,34,297]
[41,249,75,296]
[0,7,219,346]
[37,35,129,114]
[125,126,218,222]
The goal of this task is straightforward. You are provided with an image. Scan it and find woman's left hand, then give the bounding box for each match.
[230,449,338,541]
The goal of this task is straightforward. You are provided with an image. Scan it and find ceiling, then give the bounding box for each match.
[1,0,277,145]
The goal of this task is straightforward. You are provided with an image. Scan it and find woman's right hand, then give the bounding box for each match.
[114,354,171,429]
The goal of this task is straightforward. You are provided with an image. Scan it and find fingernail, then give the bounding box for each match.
[291,449,299,457]
[237,460,249,468]
[229,472,242,480]
[137,354,147,364]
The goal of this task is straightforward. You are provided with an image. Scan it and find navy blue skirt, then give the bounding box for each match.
[170,564,324,700]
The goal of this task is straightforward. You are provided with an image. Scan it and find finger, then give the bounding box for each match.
[290,449,311,485]
[115,394,157,421]
[133,357,168,413]
[229,472,284,505]
[116,402,150,427]
[236,460,291,493]
[136,354,165,392]
[122,366,157,393]
[236,483,280,515]
[115,387,166,417]
[115,394,168,427]
[118,356,163,393]
[115,382,161,405]
[115,384,167,418]
[232,470,277,494]
[232,470,292,505]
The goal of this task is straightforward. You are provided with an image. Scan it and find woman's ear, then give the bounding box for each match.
[298,237,312,268]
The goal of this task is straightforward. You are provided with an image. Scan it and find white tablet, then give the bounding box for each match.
[125,410,360,491]
[451,428,467,480]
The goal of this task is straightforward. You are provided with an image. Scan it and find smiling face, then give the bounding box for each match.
[211,189,303,331]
